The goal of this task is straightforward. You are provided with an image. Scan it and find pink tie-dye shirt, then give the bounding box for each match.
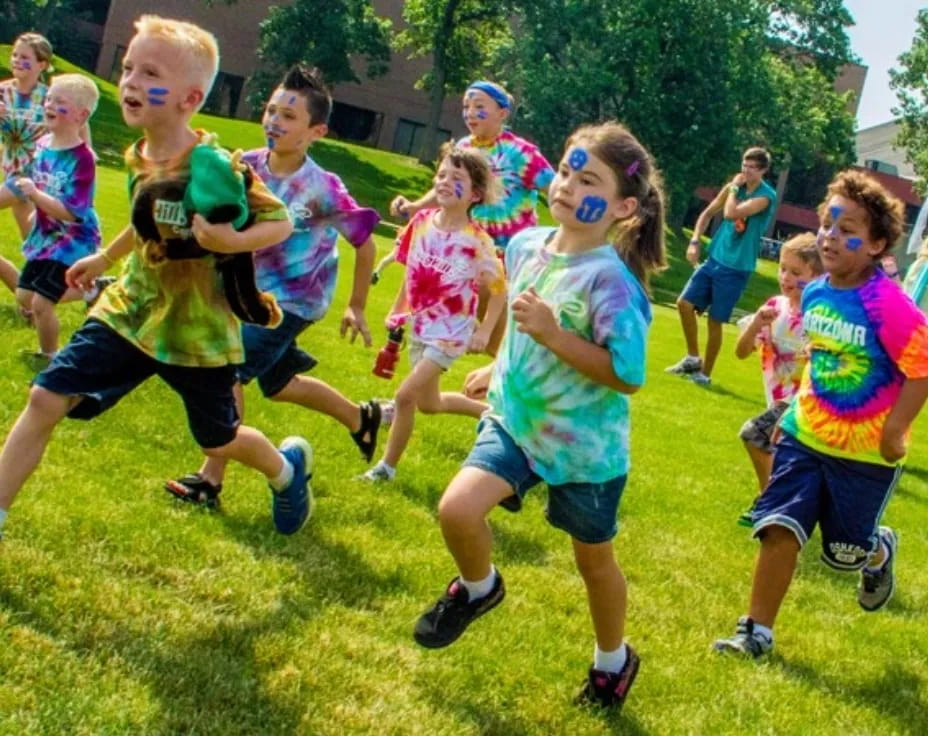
[737,295,806,406]
[395,209,504,357]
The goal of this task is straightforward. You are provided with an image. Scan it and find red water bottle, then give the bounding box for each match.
[373,326,404,379]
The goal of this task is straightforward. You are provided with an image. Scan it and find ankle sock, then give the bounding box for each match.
[687,354,700,361]
[460,565,496,601]
[270,455,294,491]
[594,642,628,674]
[864,539,891,573]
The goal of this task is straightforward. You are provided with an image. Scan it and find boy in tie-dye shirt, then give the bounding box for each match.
[715,171,928,660]
[734,233,822,520]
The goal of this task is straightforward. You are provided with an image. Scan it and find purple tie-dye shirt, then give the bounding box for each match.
[21,135,100,265]
[242,149,379,321]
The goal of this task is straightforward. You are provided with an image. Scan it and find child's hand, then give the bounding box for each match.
[191,215,239,253]
[341,304,372,347]
[752,305,778,329]
[468,328,490,354]
[463,364,493,399]
[15,177,37,200]
[389,196,412,220]
[685,240,700,266]
[731,173,746,188]
[66,253,107,290]
[879,424,907,464]
[512,286,559,345]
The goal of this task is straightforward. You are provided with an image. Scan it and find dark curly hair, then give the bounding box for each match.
[819,170,905,257]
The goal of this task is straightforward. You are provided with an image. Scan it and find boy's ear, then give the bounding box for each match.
[182,87,205,112]
[307,122,328,141]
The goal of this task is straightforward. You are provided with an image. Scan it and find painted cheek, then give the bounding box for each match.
[476,110,488,120]
[147,87,169,106]
[454,181,464,199]
[56,107,68,116]
[797,280,809,290]
[846,237,863,251]
[567,148,588,171]
[575,196,607,223]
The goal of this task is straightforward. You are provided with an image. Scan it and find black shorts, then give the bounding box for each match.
[18,259,69,303]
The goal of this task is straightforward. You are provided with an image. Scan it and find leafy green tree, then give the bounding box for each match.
[393,0,513,162]
[891,8,928,196]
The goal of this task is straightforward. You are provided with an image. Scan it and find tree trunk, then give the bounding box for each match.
[418,0,460,164]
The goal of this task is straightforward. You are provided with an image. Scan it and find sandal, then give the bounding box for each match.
[164,473,222,508]
[350,400,383,463]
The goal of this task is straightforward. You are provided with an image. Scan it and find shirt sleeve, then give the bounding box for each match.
[55,146,95,221]
[321,172,379,247]
[869,279,928,379]
[590,267,651,387]
[475,229,505,295]
[395,210,429,265]
[521,142,555,192]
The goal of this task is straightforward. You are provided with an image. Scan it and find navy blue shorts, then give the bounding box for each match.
[680,258,752,323]
[237,311,317,397]
[463,417,627,544]
[33,320,240,448]
[18,259,69,303]
[752,433,901,570]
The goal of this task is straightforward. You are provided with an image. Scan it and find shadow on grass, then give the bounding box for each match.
[776,659,928,736]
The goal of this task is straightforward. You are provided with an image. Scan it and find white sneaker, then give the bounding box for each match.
[665,355,702,375]
[690,371,712,386]
[359,461,395,482]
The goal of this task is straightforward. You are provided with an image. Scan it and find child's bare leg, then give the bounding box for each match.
[417,383,487,418]
[748,525,800,628]
[744,442,774,492]
[438,466,513,580]
[476,284,507,357]
[201,423,284,479]
[676,297,700,357]
[0,387,74,510]
[573,538,627,651]
[0,256,18,294]
[703,317,724,377]
[272,375,363,432]
[30,293,60,356]
[382,359,443,468]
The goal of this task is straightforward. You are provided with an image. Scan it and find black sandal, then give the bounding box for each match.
[350,401,383,463]
[164,473,222,508]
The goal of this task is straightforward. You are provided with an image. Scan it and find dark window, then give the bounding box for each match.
[109,44,126,83]
[204,71,245,118]
[329,102,380,144]
[392,118,452,159]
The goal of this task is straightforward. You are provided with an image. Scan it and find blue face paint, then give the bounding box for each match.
[797,279,809,289]
[56,107,68,115]
[568,148,588,171]
[846,237,863,251]
[454,181,464,199]
[476,110,487,120]
[267,137,275,149]
[16,60,32,70]
[575,196,607,223]
[288,95,296,105]
[147,87,169,106]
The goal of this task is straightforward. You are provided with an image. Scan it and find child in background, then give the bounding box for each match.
[0,15,313,541]
[413,122,666,711]
[164,64,388,508]
[734,233,822,524]
[14,73,101,360]
[715,170,928,658]
[903,238,928,314]
[390,81,554,355]
[362,144,505,482]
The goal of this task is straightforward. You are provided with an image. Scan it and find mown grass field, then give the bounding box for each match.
[0,49,926,735]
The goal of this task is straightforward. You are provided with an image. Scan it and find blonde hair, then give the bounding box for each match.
[133,15,219,108]
[49,73,99,117]
[14,32,54,73]
[780,232,823,276]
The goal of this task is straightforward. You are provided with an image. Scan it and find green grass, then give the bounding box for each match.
[1,52,927,736]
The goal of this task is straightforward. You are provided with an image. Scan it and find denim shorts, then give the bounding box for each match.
[680,257,752,323]
[409,339,455,371]
[18,259,69,303]
[237,311,317,397]
[34,319,239,448]
[752,433,901,570]
[463,417,627,544]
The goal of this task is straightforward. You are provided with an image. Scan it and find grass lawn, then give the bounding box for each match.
[0,51,926,736]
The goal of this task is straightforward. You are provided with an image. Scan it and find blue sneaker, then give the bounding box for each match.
[272,437,313,535]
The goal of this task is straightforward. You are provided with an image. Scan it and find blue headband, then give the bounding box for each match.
[467,81,510,109]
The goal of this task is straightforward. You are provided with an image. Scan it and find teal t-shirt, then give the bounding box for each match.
[709,179,777,273]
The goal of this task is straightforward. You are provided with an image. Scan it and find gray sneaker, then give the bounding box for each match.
[690,371,712,386]
[858,526,897,611]
[713,616,773,658]
[665,355,702,375]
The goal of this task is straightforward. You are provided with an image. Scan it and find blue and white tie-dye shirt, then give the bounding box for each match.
[21,135,100,265]
[487,227,652,484]
[242,149,379,322]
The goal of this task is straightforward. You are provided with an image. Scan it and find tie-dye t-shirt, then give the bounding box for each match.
[394,209,504,357]
[21,135,100,265]
[487,227,651,484]
[92,132,288,367]
[241,149,379,322]
[458,130,554,249]
[0,81,47,177]
[780,270,928,465]
[736,294,806,406]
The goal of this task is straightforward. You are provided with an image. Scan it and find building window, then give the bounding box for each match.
[392,118,452,159]
[329,102,380,144]
[109,44,126,83]
[203,71,245,118]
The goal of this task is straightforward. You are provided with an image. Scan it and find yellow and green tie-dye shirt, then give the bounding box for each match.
[91,131,289,367]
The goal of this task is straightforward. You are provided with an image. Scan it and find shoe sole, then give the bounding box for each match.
[277,436,314,533]
[859,528,897,612]
[413,589,505,649]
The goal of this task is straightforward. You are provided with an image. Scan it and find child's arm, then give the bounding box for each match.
[386,281,409,327]
[687,187,728,265]
[881,377,928,463]
[65,225,134,290]
[190,213,293,254]
[341,236,375,346]
[469,291,506,353]
[15,178,77,222]
[390,190,438,220]
[372,250,396,284]
[735,305,777,359]
[512,286,637,393]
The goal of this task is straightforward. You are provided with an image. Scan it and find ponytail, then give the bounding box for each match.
[617,182,666,291]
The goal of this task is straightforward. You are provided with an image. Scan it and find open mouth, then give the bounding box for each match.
[122,94,143,111]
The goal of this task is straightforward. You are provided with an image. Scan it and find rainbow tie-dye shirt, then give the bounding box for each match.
[487,227,651,484]
[21,135,100,265]
[242,149,379,322]
[737,294,806,406]
[780,270,928,465]
[395,209,504,357]
[458,130,554,249]
[0,81,46,177]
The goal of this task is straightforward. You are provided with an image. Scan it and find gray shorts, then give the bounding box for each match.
[739,401,789,453]
[409,339,456,371]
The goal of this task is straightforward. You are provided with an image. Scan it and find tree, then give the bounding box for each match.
[891,8,928,196]
[205,0,392,115]
[1,1,112,69]
[393,0,513,162]
[500,0,856,226]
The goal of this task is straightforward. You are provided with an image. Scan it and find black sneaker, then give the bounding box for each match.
[413,573,505,648]
[575,645,640,710]
[713,616,773,658]
[164,472,222,509]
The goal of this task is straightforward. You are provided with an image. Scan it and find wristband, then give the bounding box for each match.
[729,185,739,195]
[689,238,700,245]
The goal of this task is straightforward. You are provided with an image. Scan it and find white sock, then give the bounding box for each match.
[688,354,700,361]
[752,621,773,643]
[0,508,7,532]
[269,455,294,491]
[460,565,496,601]
[594,642,628,674]
[865,540,891,573]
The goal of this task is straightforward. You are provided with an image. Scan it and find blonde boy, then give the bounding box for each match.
[0,16,312,539]
[14,73,100,358]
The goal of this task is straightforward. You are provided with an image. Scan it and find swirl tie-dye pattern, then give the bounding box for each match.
[242,149,379,322]
[0,81,47,177]
[487,227,651,484]
[780,271,928,465]
[394,209,504,357]
[21,136,100,264]
[458,130,554,249]
[737,294,806,406]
